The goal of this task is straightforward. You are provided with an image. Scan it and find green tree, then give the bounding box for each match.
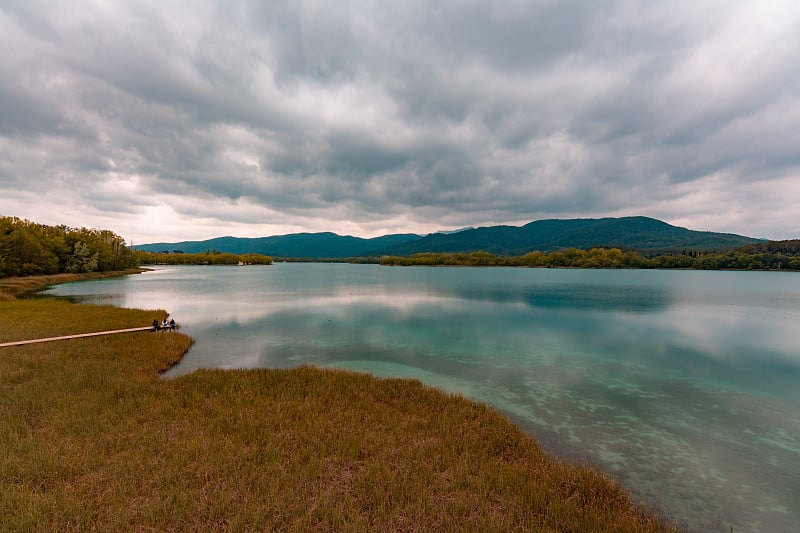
[65,241,99,273]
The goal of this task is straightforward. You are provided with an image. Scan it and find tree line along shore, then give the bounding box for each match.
[3,216,798,277]
[0,216,273,278]
[379,243,800,269]
[0,274,678,531]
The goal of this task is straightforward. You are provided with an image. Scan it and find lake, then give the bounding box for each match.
[45,264,800,532]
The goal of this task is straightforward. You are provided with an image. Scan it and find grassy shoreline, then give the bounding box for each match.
[1,276,677,531]
[0,269,146,300]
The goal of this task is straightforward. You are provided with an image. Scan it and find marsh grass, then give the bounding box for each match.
[0,270,143,300]
[1,292,676,531]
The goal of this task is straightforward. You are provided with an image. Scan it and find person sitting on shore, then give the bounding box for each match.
[169,318,176,329]
[152,319,160,331]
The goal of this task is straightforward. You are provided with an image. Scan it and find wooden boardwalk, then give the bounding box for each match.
[0,326,164,348]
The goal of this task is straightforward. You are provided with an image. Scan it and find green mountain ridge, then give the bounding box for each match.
[388,217,760,256]
[134,216,762,258]
[134,232,422,258]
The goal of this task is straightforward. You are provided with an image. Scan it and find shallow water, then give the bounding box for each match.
[46,264,800,531]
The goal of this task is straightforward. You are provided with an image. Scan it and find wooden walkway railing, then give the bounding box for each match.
[0,326,167,348]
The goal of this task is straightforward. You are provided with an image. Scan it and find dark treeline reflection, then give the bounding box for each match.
[445,284,671,312]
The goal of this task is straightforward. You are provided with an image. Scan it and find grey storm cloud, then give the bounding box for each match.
[0,0,798,242]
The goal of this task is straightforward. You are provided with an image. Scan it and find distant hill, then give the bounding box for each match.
[381,217,761,256]
[134,217,761,258]
[134,232,421,258]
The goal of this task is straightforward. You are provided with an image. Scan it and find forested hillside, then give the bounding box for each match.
[381,217,761,256]
[134,216,761,258]
[0,216,135,277]
[135,232,420,258]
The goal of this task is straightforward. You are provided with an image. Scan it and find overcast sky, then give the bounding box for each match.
[1,1,798,244]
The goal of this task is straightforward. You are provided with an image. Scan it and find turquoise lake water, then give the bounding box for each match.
[45,264,800,532]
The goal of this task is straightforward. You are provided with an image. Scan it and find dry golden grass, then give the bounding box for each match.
[0,270,143,299]
[0,290,677,532]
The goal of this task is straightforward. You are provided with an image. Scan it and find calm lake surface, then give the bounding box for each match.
[46,264,800,532]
